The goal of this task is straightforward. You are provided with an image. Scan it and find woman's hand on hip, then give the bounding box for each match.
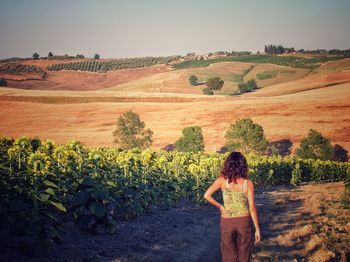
[219,205,226,216]
[254,229,261,243]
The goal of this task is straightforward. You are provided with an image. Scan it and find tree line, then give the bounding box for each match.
[264,45,295,55]
[264,45,350,57]
[32,52,99,60]
[112,110,349,162]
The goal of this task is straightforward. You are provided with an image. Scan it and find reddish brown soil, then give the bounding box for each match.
[3,65,170,91]
[18,58,113,69]
[326,71,350,82]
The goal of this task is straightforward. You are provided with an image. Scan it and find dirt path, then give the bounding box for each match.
[1,182,349,262]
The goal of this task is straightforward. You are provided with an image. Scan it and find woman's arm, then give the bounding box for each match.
[203,177,225,212]
[247,179,261,242]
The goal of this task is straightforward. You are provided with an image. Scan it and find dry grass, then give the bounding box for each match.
[0,83,349,153]
[105,62,254,94]
[243,58,350,97]
[244,63,310,88]
[253,182,350,261]
[1,59,350,153]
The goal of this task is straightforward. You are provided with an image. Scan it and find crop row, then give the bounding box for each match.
[0,63,44,74]
[0,137,349,250]
[46,56,175,72]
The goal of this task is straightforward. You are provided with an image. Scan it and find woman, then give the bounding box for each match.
[204,151,261,262]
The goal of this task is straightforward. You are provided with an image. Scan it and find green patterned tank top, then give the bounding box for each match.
[222,179,249,217]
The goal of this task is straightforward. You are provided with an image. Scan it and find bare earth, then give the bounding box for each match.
[1,182,349,261]
[4,65,170,91]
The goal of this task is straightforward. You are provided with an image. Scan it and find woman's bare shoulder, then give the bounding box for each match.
[246,178,254,188]
[216,175,225,184]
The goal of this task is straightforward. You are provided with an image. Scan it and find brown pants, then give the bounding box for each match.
[220,216,254,262]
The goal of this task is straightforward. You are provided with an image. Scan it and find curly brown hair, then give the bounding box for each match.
[220,151,248,184]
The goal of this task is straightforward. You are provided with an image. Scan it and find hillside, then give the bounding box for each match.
[1,64,170,91]
[242,59,350,97]
[103,58,350,97]
[1,57,349,154]
[104,62,254,94]
[1,56,350,96]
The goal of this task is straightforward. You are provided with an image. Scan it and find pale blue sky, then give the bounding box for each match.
[0,0,349,59]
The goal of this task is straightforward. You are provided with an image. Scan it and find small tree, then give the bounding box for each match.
[48,52,53,58]
[32,53,40,60]
[0,78,7,87]
[113,110,153,150]
[238,83,249,94]
[247,79,258,90]
[175,126,205,152]
[94,53,100,59]
[205,77,224,94]
[332,144,348,162]
[295,129,334,160]
[202,87,214,95]
[224,118,269,155]
[189,75,198,86]
[239,79,258,94]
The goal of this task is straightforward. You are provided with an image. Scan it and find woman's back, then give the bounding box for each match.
[221,177,250,217]
[203,151,260,262]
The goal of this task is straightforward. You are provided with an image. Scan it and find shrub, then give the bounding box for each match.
[247,79,258,90]
[205,77,224,94]
[189,75,198,86]
[202,87,214,95]
[0,78,7,87]
[295,129,334,160]
[175,126,205,152]
[32,53,40,60]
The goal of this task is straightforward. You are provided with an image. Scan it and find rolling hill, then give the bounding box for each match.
[0,56,349,154]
